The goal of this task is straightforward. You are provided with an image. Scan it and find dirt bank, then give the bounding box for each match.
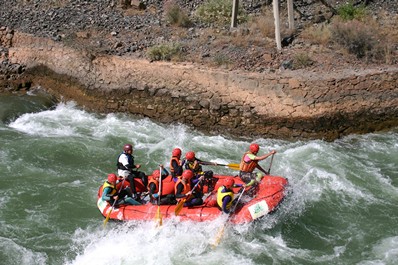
[1,31,397,141]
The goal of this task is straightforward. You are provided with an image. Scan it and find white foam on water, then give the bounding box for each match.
[66,218,256,265]
[0,236,47,265]
[9,102,90,137]
[358,236,398,265]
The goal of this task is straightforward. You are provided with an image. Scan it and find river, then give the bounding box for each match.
[0,92,397,265]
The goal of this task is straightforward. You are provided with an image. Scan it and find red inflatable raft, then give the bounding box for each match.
[97,174,288,224]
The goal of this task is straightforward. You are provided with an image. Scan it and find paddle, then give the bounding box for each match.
[174,179,202,216]
[212,187,245,247]
[267,153,275,175]
[201,161,240,171]
[103,177,125,228]
[257,152,276,175]
[155,166,163,226]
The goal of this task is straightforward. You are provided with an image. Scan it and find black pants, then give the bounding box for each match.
[153,194,177,205]
[127,171,148,194]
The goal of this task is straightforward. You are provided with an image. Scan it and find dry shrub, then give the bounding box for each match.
[226,9,275,48]
[293,53,313,69]
[330,18,395,63]
[374,12,398,64]
[213,53,231,67]
[164,0,192,28]
[249,12,275,39]
[301,24,331,45]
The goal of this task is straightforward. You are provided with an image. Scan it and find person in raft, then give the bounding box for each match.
[239,143,276,186]
[217,177,245,214]
[117,143,148,202]
[175,170,203,207]
[170,147,184,182]
[184,151,214,181]
[101,173,141,206]
[148,165,177,205]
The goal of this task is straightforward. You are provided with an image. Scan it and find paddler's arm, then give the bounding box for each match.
[102,187,117,202]
[222,195,232,214]
[254,150,276,161]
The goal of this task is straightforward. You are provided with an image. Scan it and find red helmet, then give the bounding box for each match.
[224,177,235,189]
[123,144,133,152]
[107,173,117,184]
[152,169,160,180]
[185,151,195,161]
[182,170,194,180]
[172,148,182,157]
[249,143,260,154]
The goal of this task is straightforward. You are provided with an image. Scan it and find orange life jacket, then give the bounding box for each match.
[174,178,191,195]
[170,156,182,175]
[148,177,171,196]
[239,151,258,173]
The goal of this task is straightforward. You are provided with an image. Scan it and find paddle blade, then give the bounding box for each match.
[103,208,113,228]
[174,198,186,216]
[155,206,163,226]
[211,224,226,248]
[227,163,240,170]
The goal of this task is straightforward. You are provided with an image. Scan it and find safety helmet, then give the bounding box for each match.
[249,143,260,154]
[123,144,133,152]
[182,170,194,180]
[172,148,182,157]
[185,151,195,161]
[224,177,235,189]
[152,169,160,180]
[107,173,117,184]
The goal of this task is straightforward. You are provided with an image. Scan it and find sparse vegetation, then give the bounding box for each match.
[196,0,247,26]
[213,53,231,67]
[2,0,397,68]
[164,1,192,27]
[301,24,331,45]
[293,53,313,69]
[337,2,367,21]
[248,10,275,39]
[330,18,390,62]
[147,43,183,61]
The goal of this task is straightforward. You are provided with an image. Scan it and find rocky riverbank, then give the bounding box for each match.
[1,1,398,141]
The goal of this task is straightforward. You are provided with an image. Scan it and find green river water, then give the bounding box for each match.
[0,93,397,265]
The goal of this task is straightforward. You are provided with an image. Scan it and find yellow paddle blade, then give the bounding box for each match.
[174,198,186,216]
[211,224,226,248]
[155,206,162,227]
[103,208,113,228]
[227,163,240,170]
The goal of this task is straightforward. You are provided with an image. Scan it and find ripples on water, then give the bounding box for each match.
[0,94,397,265]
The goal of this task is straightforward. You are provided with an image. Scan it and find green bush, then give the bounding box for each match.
[196,0,247,26]
[337,2,367,21]
[147,43,183,61]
